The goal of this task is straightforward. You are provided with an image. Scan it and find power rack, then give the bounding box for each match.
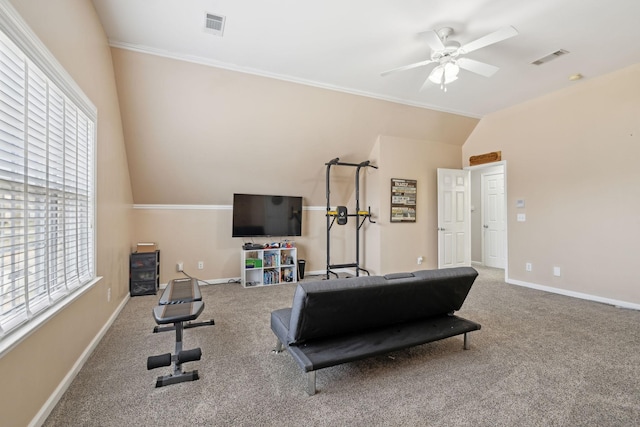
[325,158,377,279]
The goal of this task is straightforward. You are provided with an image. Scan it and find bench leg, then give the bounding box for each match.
[463,332,470,350]
[150,321,201,387]
[184,318,215,329]
[156,369,199,387]
[306,371,316,396]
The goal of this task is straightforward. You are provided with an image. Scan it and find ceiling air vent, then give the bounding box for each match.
[204,13,225,36]
[531,49,569,66]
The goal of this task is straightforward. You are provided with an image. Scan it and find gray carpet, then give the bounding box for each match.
[44,267,640,426]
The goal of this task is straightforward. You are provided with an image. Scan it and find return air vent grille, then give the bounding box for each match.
[531,49,569,65]
[205,13,225,36]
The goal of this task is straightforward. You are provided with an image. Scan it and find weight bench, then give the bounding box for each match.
[153,277,214,333]
[146,278,214,387]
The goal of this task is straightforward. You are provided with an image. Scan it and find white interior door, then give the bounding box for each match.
[482,171,506,268]
[437,168,471,269]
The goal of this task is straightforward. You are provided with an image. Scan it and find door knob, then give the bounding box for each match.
[483,225,488,228]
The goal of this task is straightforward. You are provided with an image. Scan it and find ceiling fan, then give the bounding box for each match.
[381,26,518,92]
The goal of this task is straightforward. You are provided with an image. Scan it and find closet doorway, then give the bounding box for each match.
[468,162,506,270]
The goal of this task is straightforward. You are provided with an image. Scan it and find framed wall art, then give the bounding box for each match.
[390,178,416,222]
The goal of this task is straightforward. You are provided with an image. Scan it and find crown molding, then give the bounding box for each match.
[108,40,480,119]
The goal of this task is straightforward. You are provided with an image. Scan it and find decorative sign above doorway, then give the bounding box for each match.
[469,151,501,166]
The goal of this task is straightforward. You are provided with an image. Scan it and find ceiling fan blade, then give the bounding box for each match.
[380,59,435,76]
[419,77,435,92]
[459,26,518,54]
[418,29,446,51]
[457,57,499,77]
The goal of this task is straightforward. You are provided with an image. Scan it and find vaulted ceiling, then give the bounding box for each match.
[92,0,640,118]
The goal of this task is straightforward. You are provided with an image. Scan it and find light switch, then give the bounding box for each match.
[517,213,526,222]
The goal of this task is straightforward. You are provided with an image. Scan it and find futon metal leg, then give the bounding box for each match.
[272,339,284,354]
[463,332,470,350]
[306,371,316,396]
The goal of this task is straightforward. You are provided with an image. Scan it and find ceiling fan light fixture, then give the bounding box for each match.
[428,61,459,90]
[382,25,517,93]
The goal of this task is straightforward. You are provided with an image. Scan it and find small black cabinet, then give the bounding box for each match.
[130,250,160,296]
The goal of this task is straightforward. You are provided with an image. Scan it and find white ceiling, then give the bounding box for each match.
[92,0,640,118]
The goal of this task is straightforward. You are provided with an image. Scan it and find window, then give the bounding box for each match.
[0,5,96,342]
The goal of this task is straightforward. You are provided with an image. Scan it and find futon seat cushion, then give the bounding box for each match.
[272,307,480,371]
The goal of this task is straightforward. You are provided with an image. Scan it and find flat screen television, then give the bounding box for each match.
[232,193,303,238]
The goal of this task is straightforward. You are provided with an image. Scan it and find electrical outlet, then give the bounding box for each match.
[526,262,532,272]
[107,288,111,302]
[417,256,423,265]
[553,266,561,277]
[198,261,204,270]
[177,262,183,272]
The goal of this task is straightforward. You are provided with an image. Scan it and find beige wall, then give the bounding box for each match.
[0,1,132,426]
[132,133,462,282]
[373,136,462,273]
[131,207,329,282]
[112,47,478,206]
[123,48,477,281]
[463,64,640,304]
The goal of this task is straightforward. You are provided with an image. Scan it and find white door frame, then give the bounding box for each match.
[465,161,508,281]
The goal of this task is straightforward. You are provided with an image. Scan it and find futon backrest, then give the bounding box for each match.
[286,267,478,345]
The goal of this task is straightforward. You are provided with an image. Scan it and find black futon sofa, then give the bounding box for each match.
[270,267,481,395]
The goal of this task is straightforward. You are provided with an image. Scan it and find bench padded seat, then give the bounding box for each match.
[153,301,204,325]
[159,278,201,304]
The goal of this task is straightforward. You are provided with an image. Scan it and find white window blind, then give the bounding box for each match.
[0,23,96,337]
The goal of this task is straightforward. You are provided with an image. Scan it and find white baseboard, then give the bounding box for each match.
[506,278,640,311]
[309,268,358,278]
[161,270,354,287]
[161,276,242,289]
[29,294,131,427]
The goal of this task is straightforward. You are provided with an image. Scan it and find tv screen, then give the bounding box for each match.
[232,193,303,238]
